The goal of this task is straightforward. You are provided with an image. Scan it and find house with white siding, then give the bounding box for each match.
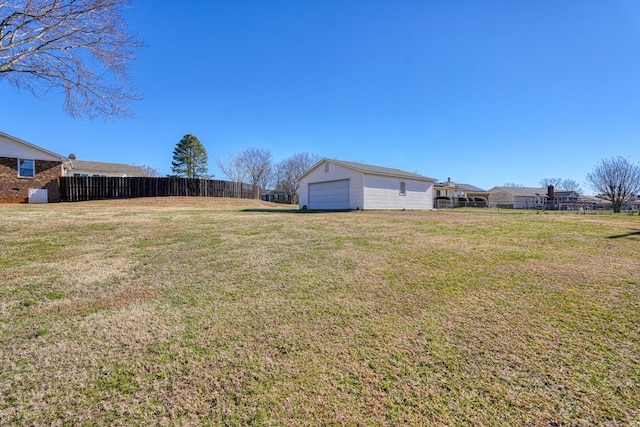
[298,159,436,210]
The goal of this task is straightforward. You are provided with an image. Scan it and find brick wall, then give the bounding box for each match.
[0,157,63,203]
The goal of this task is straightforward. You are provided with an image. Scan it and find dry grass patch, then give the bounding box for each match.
[0,199,638,425]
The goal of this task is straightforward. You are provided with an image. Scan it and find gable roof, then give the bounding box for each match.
[67,159,145,176]
[300,158,436,182]
[0,130,66,161]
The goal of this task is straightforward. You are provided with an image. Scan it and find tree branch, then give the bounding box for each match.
[0,0,143,118]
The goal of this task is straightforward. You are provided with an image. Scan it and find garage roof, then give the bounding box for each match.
[300,158,436,182]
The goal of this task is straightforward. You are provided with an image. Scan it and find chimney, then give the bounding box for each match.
[68,154,76,160]
[547,185,555,210]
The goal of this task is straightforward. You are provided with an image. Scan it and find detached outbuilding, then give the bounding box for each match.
[298,159,436,210]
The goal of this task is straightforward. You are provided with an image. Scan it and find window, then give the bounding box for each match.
[18,159,35,178]
[400,181,406,196]
[324,163,329,172]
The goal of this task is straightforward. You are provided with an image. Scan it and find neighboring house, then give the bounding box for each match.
[586,194,640,211]
[433,178,489,207]
[488,186,550,209]
[298,159,436,210]
[0,131,66,203]
[488,186,583,209]
[65,154,145,177]
[579,195,612,210]
[552,190,581,207]
[261,190,291,204]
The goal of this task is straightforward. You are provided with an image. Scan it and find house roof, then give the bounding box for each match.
[67,159,145,176]
[553,190,580,197]
[488,186,549,197]
[300,158,436,182]
[489,186,584,197]
[0,130,66,161]
[457,183,487,192]
[579,195,612,204]
[434,182,487,192]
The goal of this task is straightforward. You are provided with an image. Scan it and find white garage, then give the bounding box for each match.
[308,179,350,210]
[298,159,436,210]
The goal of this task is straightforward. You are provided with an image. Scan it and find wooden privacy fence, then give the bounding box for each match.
[60,176,258,202]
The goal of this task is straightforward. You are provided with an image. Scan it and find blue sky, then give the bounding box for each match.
[3,0,640,191]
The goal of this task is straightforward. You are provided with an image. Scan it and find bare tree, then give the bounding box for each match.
[586,156,640,213]
[540,177,582,194]
[540,177,562,188]
[276,152,321,204]
[560,178,582,195]
[216,153,248,198]
[503,182,524,188]
[238,147,273,199]
[0,0,143,119]
[141,165,162,177]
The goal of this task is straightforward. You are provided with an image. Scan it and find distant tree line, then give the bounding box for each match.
[159,134,321,202]
[217,149,320,203]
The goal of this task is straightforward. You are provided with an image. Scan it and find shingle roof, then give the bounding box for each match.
[310,159,436,181]
[553,190,580,197]
[489,186,548,197]
[68,160,144,176]
[434,182,487,192]
[456,183,487,192]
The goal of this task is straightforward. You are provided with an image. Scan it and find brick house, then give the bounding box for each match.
[0,131,66,203]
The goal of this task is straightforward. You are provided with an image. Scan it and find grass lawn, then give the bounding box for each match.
[1,198,639,426]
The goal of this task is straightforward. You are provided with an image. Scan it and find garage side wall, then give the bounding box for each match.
[298,162,364,209]
[363,175,433,210]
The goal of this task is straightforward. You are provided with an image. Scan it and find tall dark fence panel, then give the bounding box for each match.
[59,177,257,202]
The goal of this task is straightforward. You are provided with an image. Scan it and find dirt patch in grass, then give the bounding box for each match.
[35,286,159,318]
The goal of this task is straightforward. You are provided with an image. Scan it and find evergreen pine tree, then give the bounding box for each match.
[171,134,210,178]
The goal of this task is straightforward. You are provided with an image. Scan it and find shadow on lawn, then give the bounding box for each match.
[608,230,640,239]
[242,208,354,214]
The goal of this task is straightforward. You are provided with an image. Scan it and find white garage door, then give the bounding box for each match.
[308,179,350,210]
